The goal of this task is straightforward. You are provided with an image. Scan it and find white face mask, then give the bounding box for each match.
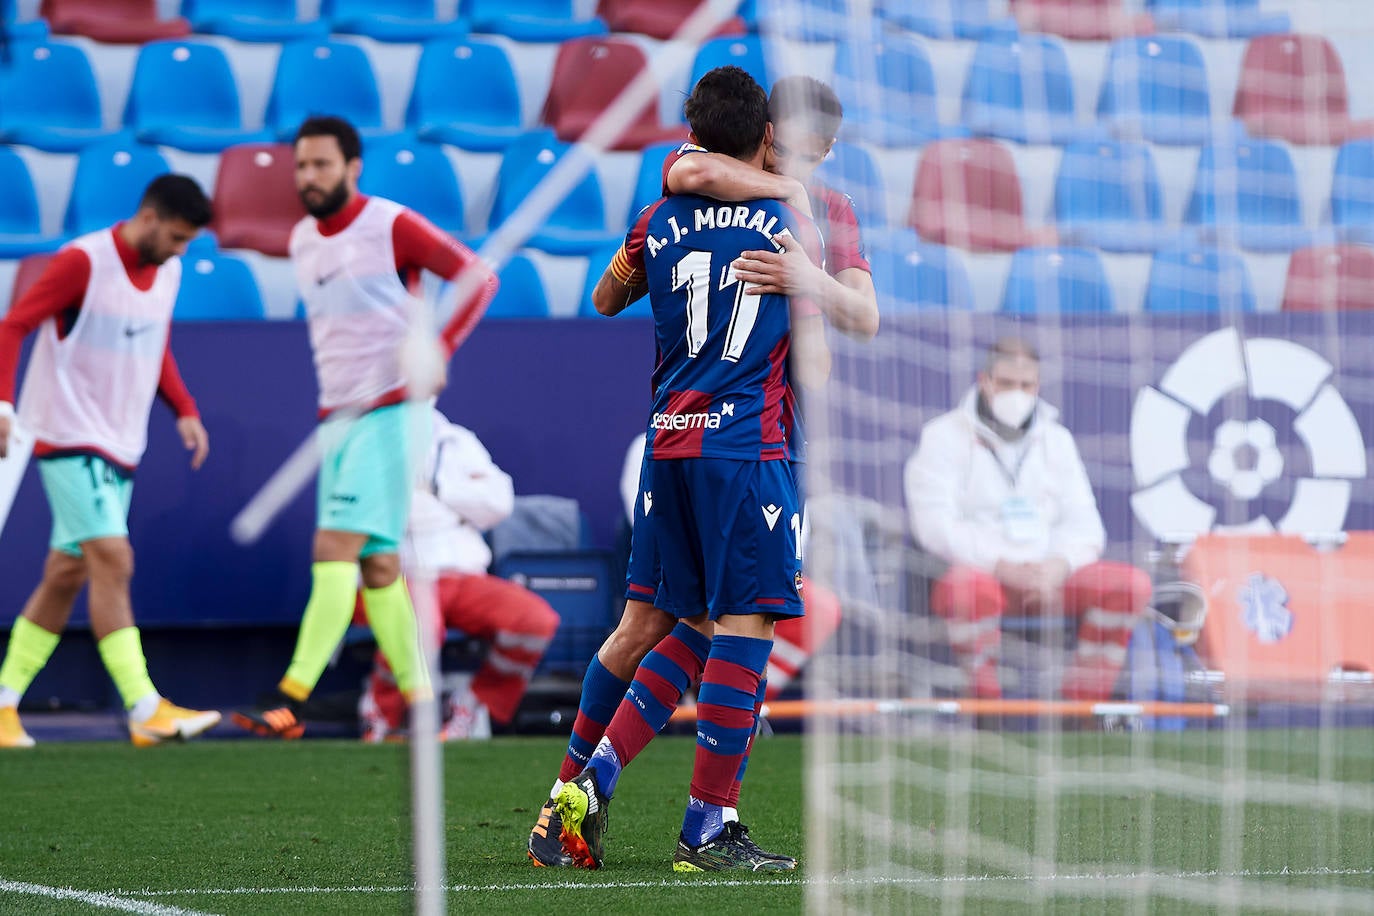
[990,389,1037,430]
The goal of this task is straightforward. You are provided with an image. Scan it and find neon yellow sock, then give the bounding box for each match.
[363,577,430,698]
[280,561,359,701]
[97,627,157,710]
[0,617,61,699]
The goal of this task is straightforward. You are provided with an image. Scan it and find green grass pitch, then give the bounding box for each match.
[1,729,1371,914]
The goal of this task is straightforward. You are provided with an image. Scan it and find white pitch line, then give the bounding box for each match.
[120,866,1374,897]
[0,878,216,915]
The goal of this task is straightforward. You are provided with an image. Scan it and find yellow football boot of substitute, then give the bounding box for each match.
[129,699,221,747]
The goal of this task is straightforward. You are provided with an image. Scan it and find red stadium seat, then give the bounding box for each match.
[1234,34,1374,146]
[11,252,55,305]
[540,37,690,151]
[1008,0,1152,41]
[595,0,745,40]
[210,144,304,258]
[1281,245,1374,311]
[41,0,190,43]
[909,139,1055,253]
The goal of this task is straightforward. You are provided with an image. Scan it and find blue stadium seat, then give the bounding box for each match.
[0,41,109,151]
[485,253,550,318]
[490,129,620,255]
[1054,140,1174,252]
[962,33,1083,145]
[124,41,271,152]
[579,242,652,317]
[1144,247,1256,312]
[1,0,50,41]
[628,142,678,225]
[358,134,465,236]
[866,229,974,311]
[1146,0,1289,40]
[1330,139,1374,243]
[1000,246,1114,313]
[64,134,170,236]
[755,0,850,41]
[1097,36,1212,146]
[180,0,327,41]
[0,147,65,257]
[833,31,958,148]
[876,0,1011,40]
[1184,138,1310,251]
[175,250,265,320]
[462,0,607,41]
[265,40,383,139]
[690,37,768,99]
[323,0,467,42]
[816,141,888,231]
[407,39,522,151]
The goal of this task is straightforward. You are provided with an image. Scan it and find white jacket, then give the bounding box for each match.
[904,388,1105,573]
[404,411,515,575]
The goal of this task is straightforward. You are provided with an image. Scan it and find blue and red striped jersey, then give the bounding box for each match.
[619,193,820,462]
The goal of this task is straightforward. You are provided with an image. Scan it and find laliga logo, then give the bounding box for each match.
[1130,327,1367,538]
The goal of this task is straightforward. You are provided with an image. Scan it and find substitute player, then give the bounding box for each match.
[233,116,497,739]
[528,75,874,867]
[553,65,822,872]
[0,175,219,748]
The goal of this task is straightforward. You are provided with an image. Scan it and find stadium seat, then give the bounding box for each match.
[541,37,689,151]
[866,230,974,311]
[322,0,467,42]
[11,252,55,304]
[961,33,1083,145]
[462,0,607,41]
[755,0,849,41]
[816,141,888,231]
[1008,0,1153,41]
[41,0,189,43]
[909,138,1053,253]
[485,254,550,318]
[1147,0,1289,40]
[1233,34,1374,146]
[1184,138,1309,251]
[180,0,328,42]
[1054,140,1173,252]
[64,135,170,236]
[1097,36,1212,146]
[491,130,621,256]
[265,41,384,139]
[689,36,768,99]
[124,41,272,153]
[1,0,50,42]
[1281,245,1374,311]
[1331,139,1374,242]
[1000,246,1114,313]
[1144,247,1255,312]
[407,39,522,151]
[358,134,465,237]
[0,42,109,152]
[210,143,305,257]
[596,0,745,41]
[833,31,953,148]
[579,242,652,317]
[0,148,65,257]
[175,251,266,320]
[628,142,679,224]
[876,0,1006,41]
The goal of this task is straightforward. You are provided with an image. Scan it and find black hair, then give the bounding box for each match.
[294,115,362,162]
[139,174,213,227]
[768,76,844,142]
[683,65,769,160]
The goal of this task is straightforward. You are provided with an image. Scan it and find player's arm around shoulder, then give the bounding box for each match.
[664,145,812,216]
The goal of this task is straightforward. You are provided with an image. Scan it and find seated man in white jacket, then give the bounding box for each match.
[358,409,559,740]
[904,338,1150,701]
